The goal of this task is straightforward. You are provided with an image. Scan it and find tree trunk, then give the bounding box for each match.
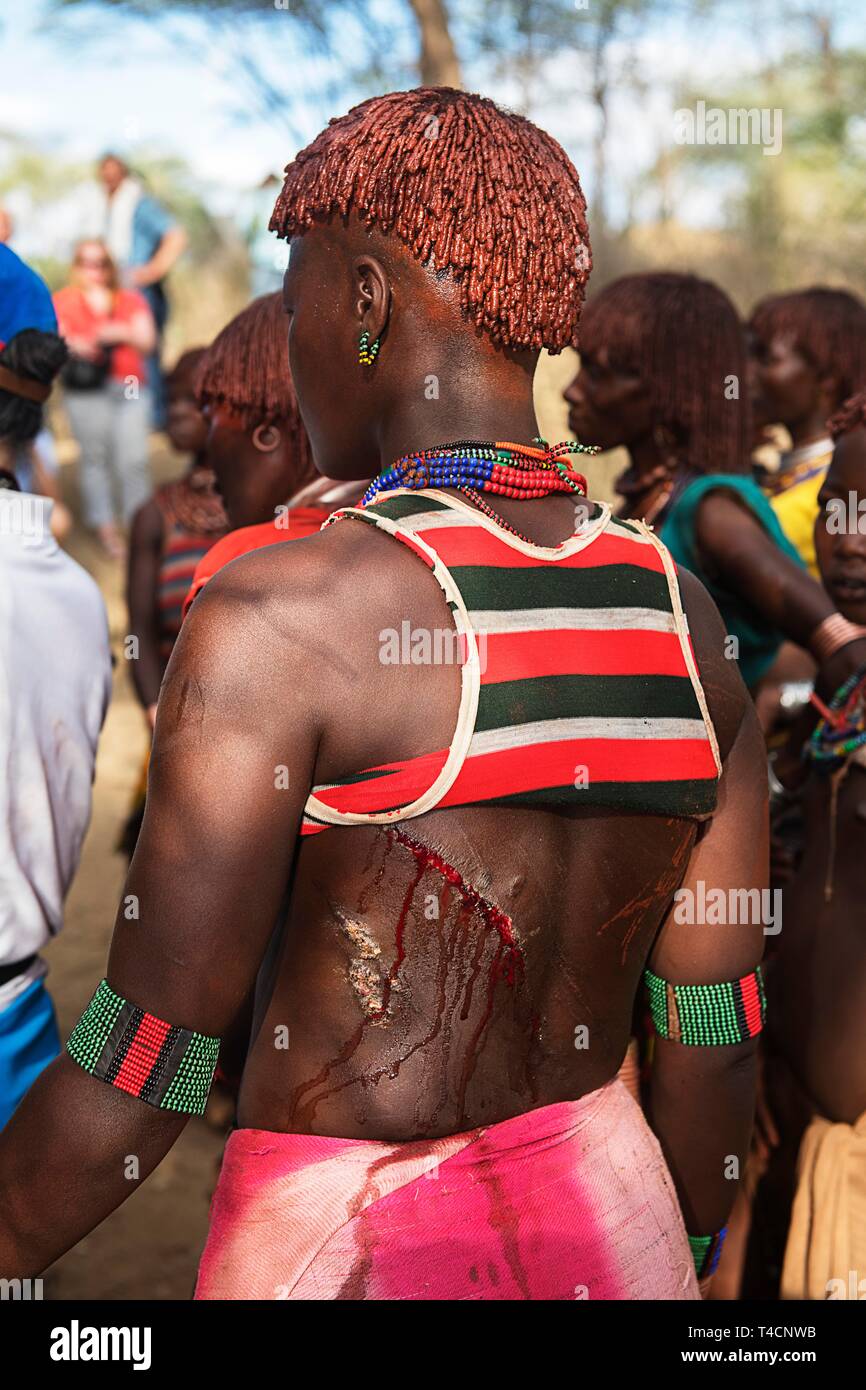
[406,0,463,88]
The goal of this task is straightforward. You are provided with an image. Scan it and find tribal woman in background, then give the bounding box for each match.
[564,272,866,713]
[119,348,227,858]
[183,291,361,612]
[748,287,866,578]
[126,348,227,733]
[1,88,766,1301]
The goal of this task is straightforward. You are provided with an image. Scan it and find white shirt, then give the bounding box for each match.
[0,493,111,1008]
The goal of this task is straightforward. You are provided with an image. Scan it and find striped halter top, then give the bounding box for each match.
[300,490,721,836]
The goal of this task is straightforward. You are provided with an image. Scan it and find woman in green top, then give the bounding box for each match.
[564,272,862,696]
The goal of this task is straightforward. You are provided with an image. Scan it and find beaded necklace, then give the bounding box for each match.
[806,663,866,903]
[361,438,598,544]
[807,664,866,767]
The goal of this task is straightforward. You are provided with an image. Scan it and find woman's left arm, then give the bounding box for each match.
[695,491,866,694]
[98,302,157,356]
[0,548,327,1276]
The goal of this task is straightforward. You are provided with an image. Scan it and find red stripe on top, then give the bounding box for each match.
[411,523,664,573]
[389,529,436,570]
[160,557,207,587]
[480,628,688,683]
[439,737,720,805]
[738,973,764,1037]
[307,736,718,819]
[311,749,450,814]
[113,1014,172,1098]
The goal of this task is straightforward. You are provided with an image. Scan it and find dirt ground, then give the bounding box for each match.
[38,356,621,1300]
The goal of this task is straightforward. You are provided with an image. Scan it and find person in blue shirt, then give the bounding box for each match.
[97,153,187,428]
[0,242,57,341]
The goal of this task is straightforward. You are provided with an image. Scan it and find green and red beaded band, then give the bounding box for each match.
[67,979,219,1116]
[689,1229,727,1279]
[645,966,765,1046]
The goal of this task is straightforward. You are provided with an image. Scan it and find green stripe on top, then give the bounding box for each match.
[475,674,702,731]
[363,494,452,522]
[316,764,395,790]
[481,778,717,817]
[449,564,672,612]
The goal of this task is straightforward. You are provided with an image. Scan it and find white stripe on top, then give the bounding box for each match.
[469,606,680,635]
[469,716,710,756]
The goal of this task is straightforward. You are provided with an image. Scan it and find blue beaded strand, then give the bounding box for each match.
[361,453,498,505]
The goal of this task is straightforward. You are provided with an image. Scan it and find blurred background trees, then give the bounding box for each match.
[2,0,861,346]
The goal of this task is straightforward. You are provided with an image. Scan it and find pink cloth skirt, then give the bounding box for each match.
[195,1077,698,1300]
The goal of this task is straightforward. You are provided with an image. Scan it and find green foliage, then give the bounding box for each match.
[669,34,866,300]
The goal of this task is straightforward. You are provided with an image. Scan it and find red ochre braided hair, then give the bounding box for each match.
[195,292,314,475]
[749,288,866,412]
[269,87,592,353]
[579,272,751,475]
[829,390,866,439]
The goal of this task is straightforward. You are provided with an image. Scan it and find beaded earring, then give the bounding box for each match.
[359,330,380,366]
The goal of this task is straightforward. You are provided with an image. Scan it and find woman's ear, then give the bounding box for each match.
[252,422,282,453]
[353,255,391,344]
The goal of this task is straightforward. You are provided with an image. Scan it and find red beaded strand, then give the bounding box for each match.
[364,438,594,544]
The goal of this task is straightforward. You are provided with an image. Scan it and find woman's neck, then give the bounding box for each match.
[372,335,540,471]
[376,401,540,471]
[787,412,832,451]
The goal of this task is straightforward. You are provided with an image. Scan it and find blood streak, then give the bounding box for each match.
[290,825,524,1128]
[389,826,523,982]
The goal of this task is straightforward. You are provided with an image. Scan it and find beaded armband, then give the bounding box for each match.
[67,979,219,1115]
[645,966,765,1046]
[689,1229,727,1279]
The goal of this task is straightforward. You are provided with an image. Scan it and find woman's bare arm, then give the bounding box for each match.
[126,497,166,720]
[0,548,326,1276]
[646,572,766,1237]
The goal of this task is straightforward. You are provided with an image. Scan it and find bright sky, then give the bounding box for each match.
[1,0,862,252]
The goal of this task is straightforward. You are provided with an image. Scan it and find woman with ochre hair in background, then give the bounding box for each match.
[119,348,228,860]
[748,286,866,578]
[183,291,363,614]
[126,348,227,733]
[565,272,866,721]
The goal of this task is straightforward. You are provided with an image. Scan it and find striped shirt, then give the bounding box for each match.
[154,478,226,663]
[157,527,223,661]
[301,490,721,835]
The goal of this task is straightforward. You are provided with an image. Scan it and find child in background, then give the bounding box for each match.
[119,348,226,853]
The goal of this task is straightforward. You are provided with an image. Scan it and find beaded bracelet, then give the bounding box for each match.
[645,966,765,1046]
[808,612,866,665]
[67,979,219,1115]
[689,1228,727,1279]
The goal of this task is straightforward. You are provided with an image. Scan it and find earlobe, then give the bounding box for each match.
[353,254,391,344]
[252,423,282,452]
